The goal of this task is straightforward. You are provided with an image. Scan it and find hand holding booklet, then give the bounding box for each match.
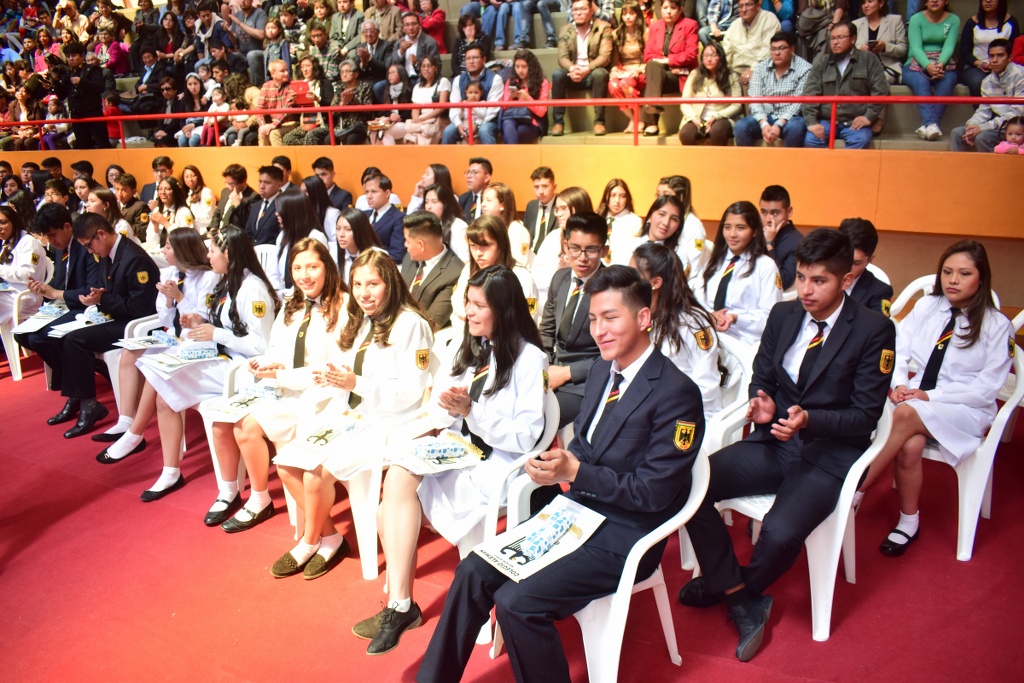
[387,429,484,476]
[474,495,605,582]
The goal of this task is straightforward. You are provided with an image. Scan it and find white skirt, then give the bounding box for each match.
[248,388,334,446]
[139,357,230,413]
[0,289,41,326]
[905,398,994,465]
[416,450,516,545]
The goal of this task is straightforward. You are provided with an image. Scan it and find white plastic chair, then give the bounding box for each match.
[865,263,891,285]
[100,314,159,414]
[254,244,277,275]
[491,449,712,681]
[921,350,1024,562]
[711,402,894,642]
[1,257,54,381]
[997,309,1024,443]
[198,358,252,499]
[890,275,1001,318]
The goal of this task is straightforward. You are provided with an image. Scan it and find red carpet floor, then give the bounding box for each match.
[2,353,1022,682]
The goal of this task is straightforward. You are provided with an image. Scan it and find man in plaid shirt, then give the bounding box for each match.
[258,60,299,146]
[734,31,811,147]
[308,22,342,88]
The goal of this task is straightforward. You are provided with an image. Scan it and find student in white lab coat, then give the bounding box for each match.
[422,183,469,264]
[331,207,385,284]
[480,182,532,269]
[271,250,434,580]
[532,186,594,311]
[354,264,549,655]
[135,226,279,503]
[182,165,217,234]
[94,228,218,453]
[694,200,782,347]
[856,240,1014,557]
[597,178,644,268]
[266,188,329,296]
[0,206,48,326]
[631,242,723,420]
[653,174,710,285]
[206,239,348,532]
[450,215,539,329]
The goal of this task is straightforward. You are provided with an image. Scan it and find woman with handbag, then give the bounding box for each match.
[403,54,451,145]
[500,49,549,145]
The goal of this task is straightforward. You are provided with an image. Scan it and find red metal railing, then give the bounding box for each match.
[10,94,1023,150]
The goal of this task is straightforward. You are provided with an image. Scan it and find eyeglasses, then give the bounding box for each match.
[829,34,851,42]
[464,170,481,177]
[566,244,603,259]
[160,86,174,91]
[769,46,792,53]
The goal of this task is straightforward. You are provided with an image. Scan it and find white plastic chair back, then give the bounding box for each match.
[865,263,890,285]
[891,274,1001,318]
[254,244,277,275]
[922,350,1024,561]
[2,257,55,381]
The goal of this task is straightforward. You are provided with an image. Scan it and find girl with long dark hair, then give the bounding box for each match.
[181,165,215,233]
[500,49,550,144]
[269,188,329,294]
[679,41,742,146]
[598,178,643,266]
[406,163,453,214]
[0,205,48,326]
[144,177,195,256]
[422,182,468,262]
[302,175,341,245]
[533,186,594,307]
[332,207,383,283]
[480,182,532,268]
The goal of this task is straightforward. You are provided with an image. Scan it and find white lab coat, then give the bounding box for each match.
[0,231,48,325]
[450,263,539,330]
[268,229,329,295]
[695,251,781,347]
[154,266,220,332]
[658,311,723,420]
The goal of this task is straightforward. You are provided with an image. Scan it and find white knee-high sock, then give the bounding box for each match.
[887,511,920,545]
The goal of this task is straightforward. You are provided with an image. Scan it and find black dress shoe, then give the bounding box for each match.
[678,576,723,608]
[92,430,127,443]
[353,604,388,640]
[220,503,275,533]
[366,603,423,655]
[48,398,81,425]
[64,402,109,438]
[140,474,186,502]
[879,528,919,557]
[203,494,243,527]
[730,594,773,662]
[96,439,147,464]
[303,537,350,580]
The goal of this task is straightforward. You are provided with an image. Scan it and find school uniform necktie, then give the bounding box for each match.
[797,320,828,389]
[55,247,70,288]
[293,299,315,369]
[460,344,492,458]
[172,270,185,335]
[411,262,425,291]
[258,199,269,224]
[596,371,624,430]
[713,255,741,311]
[348,320,375,409]
[558,276,583,344]
[470,193,479,219]
[533,205,548,250]
[918,307,959,391]
[370,210,379,225]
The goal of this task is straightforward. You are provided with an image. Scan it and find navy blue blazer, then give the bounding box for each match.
[568,348,705,558]
[366,206,406,263]
[327,185,353,211]
[848,268,894,318]
[747,297,896,477]
[97,237,160,321]
[245,197,282,246]
[540,267,601,397]
[140,183,157,205]
[769,222,803,290]
[54,238,102,310]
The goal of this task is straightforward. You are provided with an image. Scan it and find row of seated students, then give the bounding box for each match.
[0,152,1015,676]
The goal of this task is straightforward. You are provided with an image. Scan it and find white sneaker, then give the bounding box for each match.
[916,125,928,140]
[926,124,942,141]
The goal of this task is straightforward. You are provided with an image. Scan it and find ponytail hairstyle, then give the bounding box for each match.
[209,226,281,337]
[452,265,544,395]
[931,240,996,349]
[632,242,717,355]
[284,238,345,332]
[338,249,430,349]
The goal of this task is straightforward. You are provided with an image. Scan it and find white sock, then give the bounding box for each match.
[887,511,920,545]
[149,466,181,492]
[105,430,144,459]
[102,415,133,435]
[315,532,343,560]
[209,480,239,512]
[289,539,321,564]
[240,488,272,515]
[389,597,411,613]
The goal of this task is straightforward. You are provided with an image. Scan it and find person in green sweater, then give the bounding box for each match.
[902,0,961,141]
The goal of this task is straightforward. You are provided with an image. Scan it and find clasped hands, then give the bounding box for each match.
[748,389,807,442]
[312,362,357,391]
[248,358,285,379]
[891,384,929,403]
[527,448,580,486]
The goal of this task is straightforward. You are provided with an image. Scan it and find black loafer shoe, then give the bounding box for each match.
[677,576,724,608]
[96,439,147,464]
[140,474,186,503]
[221,503,276,533]
[303,537,350,580]
[48,398,80,425]
[731,593,773,662]
[92,431,127,443]
[366,603,423,656]
[880,528,919,557]
[203,494,243,527]
[353,605,388,640]
[64,402,109,439]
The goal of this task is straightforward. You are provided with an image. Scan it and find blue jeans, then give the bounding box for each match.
[442,120,499,144]
[734,114,806,147]
[502,118,541,143]
[513,0,559,45]
[901,65,957,127]
[804,120,873,149]
[461,3,499,42]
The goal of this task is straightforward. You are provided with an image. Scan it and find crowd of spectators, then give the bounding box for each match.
[0,0,1021,150]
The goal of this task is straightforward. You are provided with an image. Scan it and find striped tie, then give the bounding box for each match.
[713,255,741,311]
[797,320,828,389]
[918,308,959,391]
[348,321,375,409]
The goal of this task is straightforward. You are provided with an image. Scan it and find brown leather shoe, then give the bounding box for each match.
[551,123,564,136]
[593,123,606,136]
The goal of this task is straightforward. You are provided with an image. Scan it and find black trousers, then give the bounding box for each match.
[554,386,584,429]
[684,435,848,595]
[71,120,111,150]
[639,62,682,125]
[33,312,128,400]
[417,546,643,683]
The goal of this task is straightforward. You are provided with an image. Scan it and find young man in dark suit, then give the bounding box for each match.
[15,203,102,380]
[416,265,705,682]
[680,229,895,662]
[312,157,353,210]
[245,165,285,246]
[457,157,492,223]
[760,184,803,290]
[364,173,405,262]
[400,211,463,329]
[112,173,150,242]
[139,156,174,206]
[839,218,894,318]
[540,212,606,427]
[38,214,159,439]
[210,164,258,235]
[523,166,558,252]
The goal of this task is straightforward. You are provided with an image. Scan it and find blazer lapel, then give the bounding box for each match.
[802,299,855,393]
[567,290,591,343]
[553,270,569,325]
[418,252,449,293]
[775,304,804,391]
[590,357,658,464]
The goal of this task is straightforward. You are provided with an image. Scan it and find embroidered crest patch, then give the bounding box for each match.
[1010,337,1016,359]
[415,348,429,370]
[674,421,696,451]
[880,349,895,374]
[139,212,150,224]
[694,238,704,251]
[881,299,892,317]
[137,271,149,284]
[542,369,549,393]
[252,301,266,318]
[527,297,538,315]
[694,326,713,351]
[31,253,39,265]
[521,242,529,256]
[776,273,783,290]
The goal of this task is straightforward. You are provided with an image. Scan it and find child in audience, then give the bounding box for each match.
[994,116,1024,154]
[838,217,894,317]
[694,200,782,347]
[452,79,486,144]
[204,239,348,533]
[40,96,70,150]
[102,92,122,148]
[855,240,1014,557]
[355,265,548,654]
